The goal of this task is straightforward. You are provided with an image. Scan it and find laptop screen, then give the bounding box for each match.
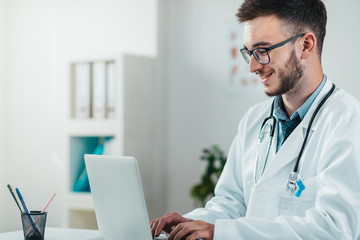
[85,155,155,240]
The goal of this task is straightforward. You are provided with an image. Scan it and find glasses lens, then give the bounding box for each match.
[254,49,270,64]
[240,48,250,64]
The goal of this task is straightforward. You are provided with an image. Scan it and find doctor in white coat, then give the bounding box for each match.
[150,0,360,239]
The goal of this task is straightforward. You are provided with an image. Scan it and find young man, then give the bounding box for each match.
[150,1,360,239]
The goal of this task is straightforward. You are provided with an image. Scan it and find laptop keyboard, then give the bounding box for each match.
[153,233,168,240]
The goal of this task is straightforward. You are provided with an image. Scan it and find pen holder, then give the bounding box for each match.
[21,211,47,240]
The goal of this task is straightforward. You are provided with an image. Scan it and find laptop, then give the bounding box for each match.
[85,154,167,240]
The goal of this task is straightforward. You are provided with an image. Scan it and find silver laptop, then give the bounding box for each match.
[85,154,167,240]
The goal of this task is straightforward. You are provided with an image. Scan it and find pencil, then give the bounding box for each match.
[7,184,22,212]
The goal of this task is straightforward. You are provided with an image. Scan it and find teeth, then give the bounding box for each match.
[261,73,272,78]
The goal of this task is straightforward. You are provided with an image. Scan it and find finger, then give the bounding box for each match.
[152,218,164,237]
[171,221,213,240]
[155,217,173,237]
[173,228,190,240]
[167,223,181,240]
[168,227,184,240]
[186,231,209,240]
[168,222,195,240]
[149,219,155,230]
[150,219,159,237]
[152,213,190,238]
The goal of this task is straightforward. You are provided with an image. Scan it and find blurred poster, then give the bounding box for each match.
[226,22,262,95]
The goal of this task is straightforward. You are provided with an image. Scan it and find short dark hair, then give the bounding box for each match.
[236,0,327,56]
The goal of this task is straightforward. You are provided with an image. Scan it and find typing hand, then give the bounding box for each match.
[167,220,214,240]
[150,212,190,238]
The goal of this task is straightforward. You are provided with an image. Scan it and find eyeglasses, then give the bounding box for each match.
[240,34,305,65]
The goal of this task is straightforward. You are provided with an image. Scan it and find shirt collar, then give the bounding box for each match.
[274,75,327,121]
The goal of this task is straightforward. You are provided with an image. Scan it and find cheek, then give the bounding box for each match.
[269,49,292,67]
[263,64,276,74]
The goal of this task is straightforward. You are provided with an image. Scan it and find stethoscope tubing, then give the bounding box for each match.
[293,83,336,173]
[257,83,336,186]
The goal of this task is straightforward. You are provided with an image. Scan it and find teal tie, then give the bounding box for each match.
[280,115,301,145]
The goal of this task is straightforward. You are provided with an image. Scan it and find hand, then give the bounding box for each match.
[167,220,214,240]
[150,212,190,238]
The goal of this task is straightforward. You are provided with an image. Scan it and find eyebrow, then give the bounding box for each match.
[244,41,272,50]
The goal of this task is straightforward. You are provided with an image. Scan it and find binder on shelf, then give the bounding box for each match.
[103,137,117,155]
[74,63,91,119]
[72,166,91,192]
[73,144,104,192]
[106,61,116,119]
[92,62,106,119]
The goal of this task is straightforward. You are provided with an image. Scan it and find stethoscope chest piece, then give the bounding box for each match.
[287,172,306,197]
[286,172,298,192]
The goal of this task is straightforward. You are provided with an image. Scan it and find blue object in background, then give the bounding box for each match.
[73,144,104,192]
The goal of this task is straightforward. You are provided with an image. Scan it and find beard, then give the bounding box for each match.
[265,49,304,97]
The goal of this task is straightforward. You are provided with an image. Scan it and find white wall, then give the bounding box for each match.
[322,0,360,99]
[163,0,266,214]
[0,0,4,230]
[1,0,157,231]
[163,0,360,215]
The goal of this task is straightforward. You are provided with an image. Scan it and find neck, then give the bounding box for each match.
[282,70,324,118]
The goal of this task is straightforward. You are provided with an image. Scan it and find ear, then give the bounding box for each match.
[300,33,316,59]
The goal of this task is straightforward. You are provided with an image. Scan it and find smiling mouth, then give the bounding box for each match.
[258,72,273,83]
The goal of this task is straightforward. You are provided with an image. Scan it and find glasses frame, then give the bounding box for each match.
[240,33,305,65]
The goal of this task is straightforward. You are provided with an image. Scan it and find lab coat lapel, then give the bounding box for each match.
[260,79,334,180]
[264,122,305,178]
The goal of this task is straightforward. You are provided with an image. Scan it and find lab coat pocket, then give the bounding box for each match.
[278,194,312,217]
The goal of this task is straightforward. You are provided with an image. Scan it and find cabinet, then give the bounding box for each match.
[63,54,157,229]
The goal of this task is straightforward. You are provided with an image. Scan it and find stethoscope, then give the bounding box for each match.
[254,83,336,194]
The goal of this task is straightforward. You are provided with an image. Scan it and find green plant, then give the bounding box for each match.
[190,145,227,207]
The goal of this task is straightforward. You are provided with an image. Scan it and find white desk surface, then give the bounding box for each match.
[0,227,103,240]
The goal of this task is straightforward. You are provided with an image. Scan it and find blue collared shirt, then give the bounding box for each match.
[274,75,327,152]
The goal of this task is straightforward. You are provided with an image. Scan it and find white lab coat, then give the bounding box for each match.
[184,79,360,239]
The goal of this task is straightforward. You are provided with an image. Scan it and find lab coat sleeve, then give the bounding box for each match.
[183,134,247,223]
[213,112,360,240]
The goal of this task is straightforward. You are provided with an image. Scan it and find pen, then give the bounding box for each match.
[27,192,56,235]
[7,184,23,212]
[16,188,42,237]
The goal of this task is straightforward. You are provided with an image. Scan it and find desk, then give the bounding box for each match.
[0,227,103,240]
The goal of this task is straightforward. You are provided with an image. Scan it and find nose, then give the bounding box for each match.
[249,55,263,73]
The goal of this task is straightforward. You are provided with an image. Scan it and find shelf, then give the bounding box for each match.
[67,119,122,136]
[63,54,158,228]
[66,192,94,211]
